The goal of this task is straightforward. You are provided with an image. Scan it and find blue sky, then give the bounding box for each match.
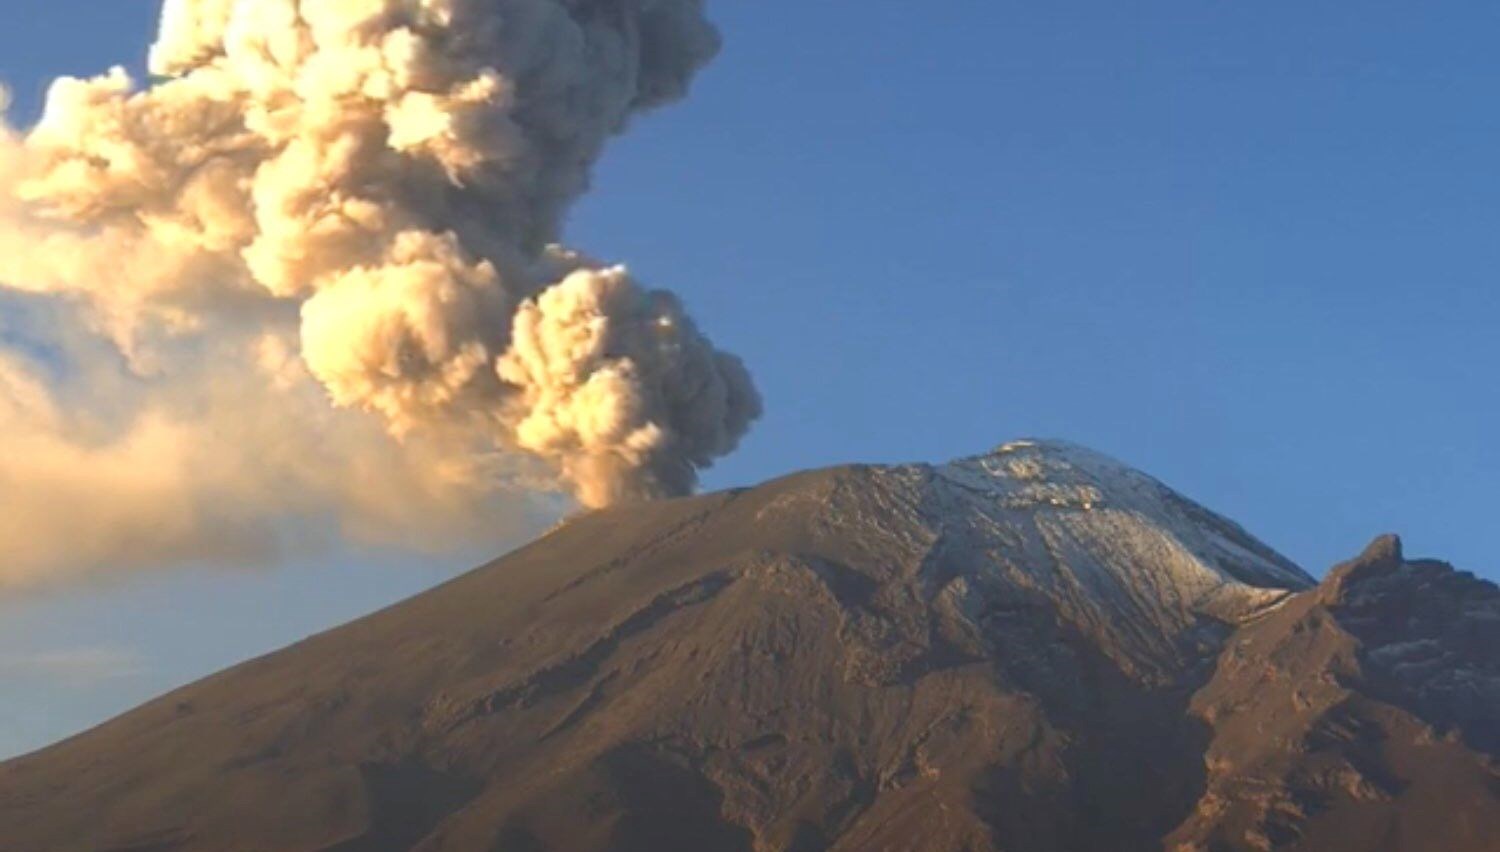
[1,1,1496,758]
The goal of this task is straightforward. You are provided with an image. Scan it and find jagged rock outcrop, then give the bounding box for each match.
[1169,535,1500,851]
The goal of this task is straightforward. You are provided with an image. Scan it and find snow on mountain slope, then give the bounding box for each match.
[918,439,1315,676]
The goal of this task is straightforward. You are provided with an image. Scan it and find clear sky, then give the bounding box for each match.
[1,1,1496,758]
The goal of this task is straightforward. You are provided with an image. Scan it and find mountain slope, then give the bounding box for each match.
[1170,535,1500,851]
[0,441,1493,852]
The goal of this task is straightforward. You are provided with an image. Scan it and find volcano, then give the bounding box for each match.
[1,440,1496,851]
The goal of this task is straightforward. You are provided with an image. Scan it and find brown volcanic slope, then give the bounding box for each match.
[0,441,1496,852]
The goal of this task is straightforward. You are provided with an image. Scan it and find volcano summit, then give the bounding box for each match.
[1,440,1496,851]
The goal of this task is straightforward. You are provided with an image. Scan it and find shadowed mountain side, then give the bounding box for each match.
[0,442,1493,851]
[1167,535,1500,851]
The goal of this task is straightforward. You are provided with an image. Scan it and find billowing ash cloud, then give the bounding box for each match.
[0,0,760,587]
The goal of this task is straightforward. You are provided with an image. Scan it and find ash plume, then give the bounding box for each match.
[0,0,760,587]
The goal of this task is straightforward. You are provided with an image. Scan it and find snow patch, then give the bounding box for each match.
[927,439,1313,660]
